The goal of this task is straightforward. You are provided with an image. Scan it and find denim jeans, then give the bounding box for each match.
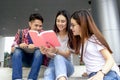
[89,70,120,80]
[12,48,44,80]
[44,55,74,80]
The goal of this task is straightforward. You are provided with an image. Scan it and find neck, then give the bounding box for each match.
[59,30,67,36]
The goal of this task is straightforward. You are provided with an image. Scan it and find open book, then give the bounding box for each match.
[29,30,60,47]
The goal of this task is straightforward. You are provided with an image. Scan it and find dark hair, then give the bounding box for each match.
[29,13,43,23]
[54,10,70,33]
[71,10,112,55]
[54,10,74,49]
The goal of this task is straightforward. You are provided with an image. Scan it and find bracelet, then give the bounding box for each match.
[99,70,106,75]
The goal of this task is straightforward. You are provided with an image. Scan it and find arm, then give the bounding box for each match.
[16,28,35,49]
[11,30,20,53]
[47,45,70,58]
[99,48,115,73]
[11,30,20,48]
[55,48,70,58]
[88,48,115,80]
[11,29,30,53]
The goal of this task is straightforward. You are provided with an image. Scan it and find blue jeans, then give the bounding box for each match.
[12,48,43,80]
[89,70,120,80]
[44,55,74,80]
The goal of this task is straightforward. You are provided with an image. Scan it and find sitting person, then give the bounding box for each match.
[11,13,48,80]
[40,10,74,80]
[70,9,120,80]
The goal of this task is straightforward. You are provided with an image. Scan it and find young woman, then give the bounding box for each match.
[70,10,120,80]
[40,10,74,80]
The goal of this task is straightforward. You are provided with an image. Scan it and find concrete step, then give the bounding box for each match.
[0,65,88,80]
[23,77,88,80]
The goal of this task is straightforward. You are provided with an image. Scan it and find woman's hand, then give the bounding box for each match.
[40,46,48,54]
[88,71,104,80]
[46,42,57,53]
[40,45,57,58]
[47,45,57,53]
[46,52,56,58]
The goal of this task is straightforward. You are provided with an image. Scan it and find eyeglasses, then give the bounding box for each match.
[70,24,79,28]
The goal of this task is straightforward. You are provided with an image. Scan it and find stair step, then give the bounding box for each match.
[23,77,88,80]
[0,65,88,80]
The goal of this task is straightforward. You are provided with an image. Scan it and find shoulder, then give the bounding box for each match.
[89,35,101,44]
[23,27,30,32]
[21,27,30,35]
[88,35,105,50]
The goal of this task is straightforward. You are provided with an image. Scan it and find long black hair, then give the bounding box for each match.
[54,10,74,49]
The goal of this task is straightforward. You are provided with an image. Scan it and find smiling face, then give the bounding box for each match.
[29,19,43,32]
[56,14,67,32]
[70,18,81,36]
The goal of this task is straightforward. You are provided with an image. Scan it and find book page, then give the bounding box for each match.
[29,30,60,47]
[29,30,46,47]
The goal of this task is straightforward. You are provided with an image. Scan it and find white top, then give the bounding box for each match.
[57,35,69,51]
[81,35,120,75]
[56,34,71,60]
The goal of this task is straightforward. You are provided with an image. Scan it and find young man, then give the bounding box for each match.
[11,13,47,80]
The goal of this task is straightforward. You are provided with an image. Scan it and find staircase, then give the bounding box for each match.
[0,65,88,80]
[0,54,89,80]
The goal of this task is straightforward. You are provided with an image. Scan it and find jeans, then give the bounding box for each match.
[89,70,120,80]
[12,48,44,80]
[44,55,74,80]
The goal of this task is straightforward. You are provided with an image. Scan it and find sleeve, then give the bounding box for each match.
[92,35,106,51]
[96,44,105,51]
[96,40,106,51]
[11,30,20,47]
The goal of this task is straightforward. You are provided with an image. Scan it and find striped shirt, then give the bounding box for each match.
[11,27,49,66]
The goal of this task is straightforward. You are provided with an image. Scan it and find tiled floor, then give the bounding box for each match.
[0,66,88,80]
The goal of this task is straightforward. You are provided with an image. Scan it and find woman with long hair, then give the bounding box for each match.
[70,10,120,80]
[40,10,74,80]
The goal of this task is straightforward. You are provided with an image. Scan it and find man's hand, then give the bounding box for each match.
[11,47,15,53]
[19,43,28,49]
[28,44,35,49]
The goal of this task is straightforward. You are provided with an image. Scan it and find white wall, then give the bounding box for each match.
[0,36,5,62]
[4,37,14,54]
[0,36,14,62]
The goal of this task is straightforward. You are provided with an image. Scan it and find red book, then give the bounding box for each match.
[29,30,60,47]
